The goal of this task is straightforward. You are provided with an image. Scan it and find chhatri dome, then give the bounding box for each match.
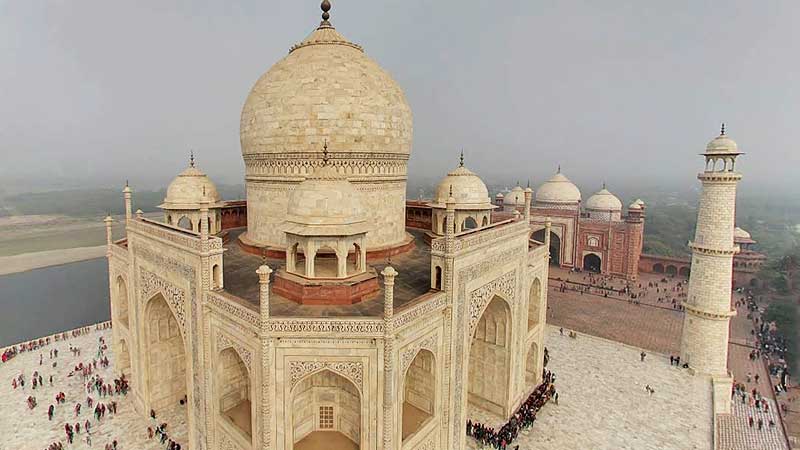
[504,183,527,207]
[238,1,414,251]
[160,153,222,209]
[535,168,581,205]
[432,153,493,209]
[585,185,623,212]
[705,123,739,154]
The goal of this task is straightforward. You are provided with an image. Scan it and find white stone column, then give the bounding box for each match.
[680,132,742,415]
[524,185,532,221]
[104,215,114,257]
[257,264,273,449]
[544,217,552,262]
[200,199,210,241]
[123,183,132,221]
[381,265,398,450]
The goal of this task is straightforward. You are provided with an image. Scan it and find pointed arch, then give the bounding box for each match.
[292,369,361,450]
[217,347,252,439]
[144,293,187,411]
[401,349,436,441]
[528,278,542,331]
[115,275,129,328]
[468,295,512,416]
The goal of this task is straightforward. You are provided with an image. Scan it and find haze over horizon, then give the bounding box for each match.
[2,1,798,196]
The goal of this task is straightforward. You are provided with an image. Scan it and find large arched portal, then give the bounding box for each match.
[217,347,252,439]
[293,370,361,450]
[402,349,435,441]
[468,296,512,417]
[144,293,187,411]
[583,253,601,273]
[532,229,561,266]
[528,278,542,331]
[116,276,129,328]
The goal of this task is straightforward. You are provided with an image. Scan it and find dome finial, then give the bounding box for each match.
[189,149,195,168]
[527,180,530,189]
[557,164,561,174]
[320,0,332,27]
[459,149,464,167]
[720,122,726,136]
[602,181,606,190]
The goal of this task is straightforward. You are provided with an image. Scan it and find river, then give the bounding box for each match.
[0,258,110,347]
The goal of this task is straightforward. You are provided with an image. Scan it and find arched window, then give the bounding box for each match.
[212,264,222,289]
[463,217,478,230]
[217,347,251,439]
[528,278,541,330]
[481,216,489,227]
[468,296,511,416]
[434,266,442,290]
[583,253,601,273]
[402,350,436,441]
[653,263,664,273]
[177,216,192,230]
[116,276,129,328]
[666,265,677,276]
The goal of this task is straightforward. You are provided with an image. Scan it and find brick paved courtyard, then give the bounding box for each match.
[0,328,187,450]
[467,326,713,450]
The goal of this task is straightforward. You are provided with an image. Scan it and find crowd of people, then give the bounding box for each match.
[552,270,688,311]
[466,369,557,449]
[1,322,112,364]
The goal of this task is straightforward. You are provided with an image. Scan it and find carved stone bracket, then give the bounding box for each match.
[288,360,364,393]
[400,332,439,377]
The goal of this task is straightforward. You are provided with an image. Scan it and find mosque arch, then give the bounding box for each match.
[177,216,193,230]
[144,293,187,411]
[115,275,130,328]
[314,244,338,278]
[434,266,442,290]
[524,341,540,388]
[679,266,690,277]
[528,278,542,331]
[291,369,361,450]
[401,349,436,441]
[468,295,512,417]
[217,347,252,440]
[666,265,678,276]
[481,216,489,227]
[583,253,601,273]
[653,263,664,273]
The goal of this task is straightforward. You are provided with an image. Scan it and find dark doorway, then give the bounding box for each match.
[583,254,601,273]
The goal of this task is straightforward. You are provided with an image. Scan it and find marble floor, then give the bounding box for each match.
[294,430,359,450]
[0,328,188,450]
[467,326,713,450]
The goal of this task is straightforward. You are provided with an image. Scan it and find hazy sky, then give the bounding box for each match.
[2,1,798,195]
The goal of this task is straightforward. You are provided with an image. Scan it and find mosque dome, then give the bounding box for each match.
[433,164,493,210]
[585,187,623,212]
[705,125,738,154]
[535,171,581,205]
[240,9,413,159]
[504,185,527,207]
[161,163,222,209]
[285,164,369,234]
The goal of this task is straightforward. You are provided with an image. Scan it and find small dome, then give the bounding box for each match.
[161,165,221,209]
[286,166,367,230]
[585,187,622,212]
[495,192,505,199]
[706,133,738,154]
[434,165,493,209]
[504,185,527,207]
[734,227,751,240]
[535,172,581,205]
[634,198,645,207]
[628,202,642,210]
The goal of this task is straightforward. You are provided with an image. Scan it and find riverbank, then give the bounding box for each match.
[0,245,107,276]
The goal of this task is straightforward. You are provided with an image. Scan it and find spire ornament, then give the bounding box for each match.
[720,123,726,136]
[320,0,332,27]
[459,150,464,167]
[190,149,195,168]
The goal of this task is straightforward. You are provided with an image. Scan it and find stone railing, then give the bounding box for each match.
[128,218,222,252]
[206,291,260,331]
[393,292,447,330]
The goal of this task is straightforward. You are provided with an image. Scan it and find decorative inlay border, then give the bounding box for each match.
[268,319,384,335]
[139,267,187,337]
[394,295,447,329]
[468,271,516,336]
[288,361,364,392]
[217,333,253,374]
[400,332,438,377]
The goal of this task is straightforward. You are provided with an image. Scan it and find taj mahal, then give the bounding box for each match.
[97,2,753,450]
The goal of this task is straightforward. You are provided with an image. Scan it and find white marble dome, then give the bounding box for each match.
[535,172,581,205]
[504,185,527,207]
[585,187,623,212]
[161,165,221,209]
[706,134,738,154]
[240,21,412,158]
[434,165,492,209]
